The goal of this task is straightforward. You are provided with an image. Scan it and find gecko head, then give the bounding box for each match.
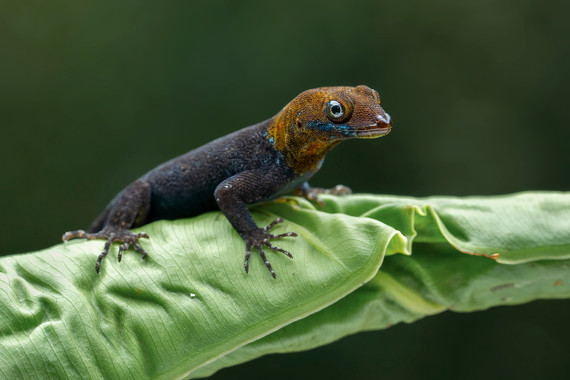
[268,85,392,174]
[291,85,392,141]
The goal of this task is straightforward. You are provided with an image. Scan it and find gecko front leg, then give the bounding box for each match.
[215,170,297,279]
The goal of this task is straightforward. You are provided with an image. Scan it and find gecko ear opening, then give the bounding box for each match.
[296,120,303,128]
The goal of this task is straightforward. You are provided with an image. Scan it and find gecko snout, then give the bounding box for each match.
[354,111,392,139]
[377,112,392,127]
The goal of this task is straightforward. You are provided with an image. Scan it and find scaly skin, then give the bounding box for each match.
[63,85,392,278]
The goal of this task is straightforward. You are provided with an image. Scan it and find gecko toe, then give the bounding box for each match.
[255,245,276,279]
[263,217,284,231]
[62,230,86,241]
[327,185,352,195]
[263,241,293,259]
[117,242,129,262]
[269,231,298,239]
[244,245,252,274]
[132,241,148,260]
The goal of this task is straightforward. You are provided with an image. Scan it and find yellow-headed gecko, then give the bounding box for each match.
[63,85,392,278]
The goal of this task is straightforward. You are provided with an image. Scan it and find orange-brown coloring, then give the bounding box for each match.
[266,85,392,175]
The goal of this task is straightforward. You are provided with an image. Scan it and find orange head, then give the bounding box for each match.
[267,85,392,175]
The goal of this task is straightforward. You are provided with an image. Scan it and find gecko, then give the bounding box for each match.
[63,85,392,278]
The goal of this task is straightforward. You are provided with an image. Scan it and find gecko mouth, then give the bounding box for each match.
[355,126,392,138]
[355,112,392,138]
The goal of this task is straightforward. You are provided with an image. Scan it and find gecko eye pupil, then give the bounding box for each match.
[326,100,345,121]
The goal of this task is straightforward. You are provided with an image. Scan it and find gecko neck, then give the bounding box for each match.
[264,116,340,176]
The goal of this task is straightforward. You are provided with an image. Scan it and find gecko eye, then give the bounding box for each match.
[325,100,346,122]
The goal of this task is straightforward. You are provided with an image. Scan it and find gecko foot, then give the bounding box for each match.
[243,218,297,279]
[62,228,149,273]
[294,184,352,207]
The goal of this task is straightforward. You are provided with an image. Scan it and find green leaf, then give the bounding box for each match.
[195,242,570,378]
[318,192,570,263]
[0,207,403,379]
[194,192,570,378]
[0,192,568,379]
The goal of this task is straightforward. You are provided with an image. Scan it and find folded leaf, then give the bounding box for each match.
[0,192,568,379]
[194,192,570,377]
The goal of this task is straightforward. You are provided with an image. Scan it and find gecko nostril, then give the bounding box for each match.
[377,113,392,126]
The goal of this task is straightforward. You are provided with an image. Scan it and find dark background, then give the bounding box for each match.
[1,1,568,379]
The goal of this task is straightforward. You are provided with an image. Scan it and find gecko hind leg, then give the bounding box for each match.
[293,183,352,207]
[62,179,152,273]
[62,228,149,273]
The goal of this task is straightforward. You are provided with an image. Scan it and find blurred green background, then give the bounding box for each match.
[1,0,568,379]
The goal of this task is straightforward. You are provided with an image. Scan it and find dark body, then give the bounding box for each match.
[89,122,294,232]
[144,123,285,222]
[64,85,392,278]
